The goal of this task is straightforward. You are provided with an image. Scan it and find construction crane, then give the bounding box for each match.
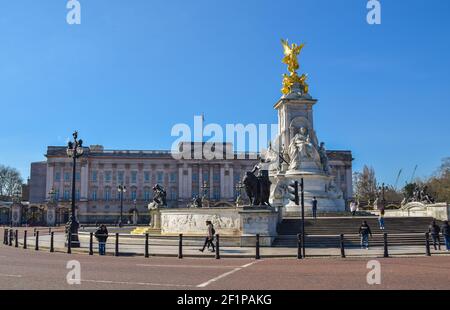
[409,165,418,183]
[394,169,402,190]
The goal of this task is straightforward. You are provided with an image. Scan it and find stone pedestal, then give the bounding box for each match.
[159,206,279,245]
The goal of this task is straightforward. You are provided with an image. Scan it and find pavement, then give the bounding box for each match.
[1,244,450,290]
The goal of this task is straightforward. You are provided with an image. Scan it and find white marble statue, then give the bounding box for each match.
[288,126,320,170]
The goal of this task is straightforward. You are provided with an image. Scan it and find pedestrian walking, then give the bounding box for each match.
[199,221,215,253]
[428,220,441,251]
[441,221,449,251]
[359,220,373,250]
[350,201,357,216]
[378,209,385,230]
[94,224,109,255]
[312,197,318,219]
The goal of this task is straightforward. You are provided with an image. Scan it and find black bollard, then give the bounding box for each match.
[425,232,431,256]
[67,232,72,254]
[383,233,389,258]
[3,229,7,245]
[255,234,260,260]
[178,234,183,259]
[115,233,119,257]
[23,230,27,249]
[9,229,13,246]
[35,231,39,251]
[297,233,303,259]
[145,233,149,258]
[215,234,220,260]
[340,234,346,258]
[50,232,54,253]
[14,230,18,248]
[89,232,93,255]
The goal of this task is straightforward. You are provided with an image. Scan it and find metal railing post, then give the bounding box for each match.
[115,233,119,257]
[145,233,149,258]
[67,232,72,254]
[425,232,431,256]
[255,234,260,260]
[89,232,93,255]
[297,233,303,259]
[383,233,389,258]
[215,234,220,259]
[340,234,346,258]
[23,230,27,249]
[178,234,183,259]
[35,231,39,251]
[50,232,54,253]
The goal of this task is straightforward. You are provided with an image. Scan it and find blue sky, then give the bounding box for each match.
[0,0,449,187]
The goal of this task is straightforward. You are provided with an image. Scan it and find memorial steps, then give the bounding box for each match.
[273,216,439,247]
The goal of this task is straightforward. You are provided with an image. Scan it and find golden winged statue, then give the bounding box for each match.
[280,39,309,95]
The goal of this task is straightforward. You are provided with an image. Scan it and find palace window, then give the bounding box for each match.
[63,189,70,200]
[169,172,177,183]
[55,189,60,200]
[203,172,209,182]
[213,172,220,182]
[144,188,151,201]
[64,172,70,182]
[213,187,220,200]
[157,172,164,183]
[131,188,137,200]
[91,189,97,201]
[131,171,137,184]
[76,189,80,200]
[55,172,61,182]
[76,172,80,181]
[170,188,177,200]
[92,171,97,182]
[192,173,198,182]
[104,171,112,183]
[104,187,111,201]
[118,171,124,183]
[144,172,150,183]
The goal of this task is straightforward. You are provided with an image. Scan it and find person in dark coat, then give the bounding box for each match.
[428,220,441,251]
[199,221,215,253]
[359,220,373,249]
[441,221,449,251]
[312,197,318,219]
[94,224,109,255]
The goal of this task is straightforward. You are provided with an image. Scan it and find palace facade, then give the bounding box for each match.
[24,142,353,225]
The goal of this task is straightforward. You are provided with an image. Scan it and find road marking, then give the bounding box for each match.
[0,273,22,278]
[196,261,260,288]
[136,264,242,269]
[82,279,194,288]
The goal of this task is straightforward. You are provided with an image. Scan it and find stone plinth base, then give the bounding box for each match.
[159,206,279,246]
[270,171,345,214]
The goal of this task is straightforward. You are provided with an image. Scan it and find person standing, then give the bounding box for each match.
[350,201,357,216]
[94,224,109,255]
[378,209,385,230]
[441,221,449,251]
[359,221,373,250]
[312,197,318,219]
[199,221,215,253]
[428,220,441,251]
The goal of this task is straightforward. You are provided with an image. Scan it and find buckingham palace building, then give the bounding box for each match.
[26,142,353,225]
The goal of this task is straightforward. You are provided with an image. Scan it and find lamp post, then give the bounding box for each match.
[200,181,209,204]
[234,181,244,206]
[65,131,84,248]
[117,184,127,227]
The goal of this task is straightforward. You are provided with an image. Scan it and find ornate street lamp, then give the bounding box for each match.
[234,181,245,206]
[65,131,84,248]
[117,184,127,227]
[200,181,209,201]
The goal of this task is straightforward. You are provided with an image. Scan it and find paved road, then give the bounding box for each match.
[1,244,450,290]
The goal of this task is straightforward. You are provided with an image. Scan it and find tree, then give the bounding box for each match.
[353,165,378,202]
[0,165,23,198]
[426,157,450,202]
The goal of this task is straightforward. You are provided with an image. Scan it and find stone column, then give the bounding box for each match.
[198,166,203,195]
[209,165,214,199]
[46,164,54,199]
[80,160,89,201]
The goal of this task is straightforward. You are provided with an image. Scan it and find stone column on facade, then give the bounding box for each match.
[220,166,225,199]
[46,164,54,200]
[198,166,203,196]
[80,160,89,201]
[228,166,234,199]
